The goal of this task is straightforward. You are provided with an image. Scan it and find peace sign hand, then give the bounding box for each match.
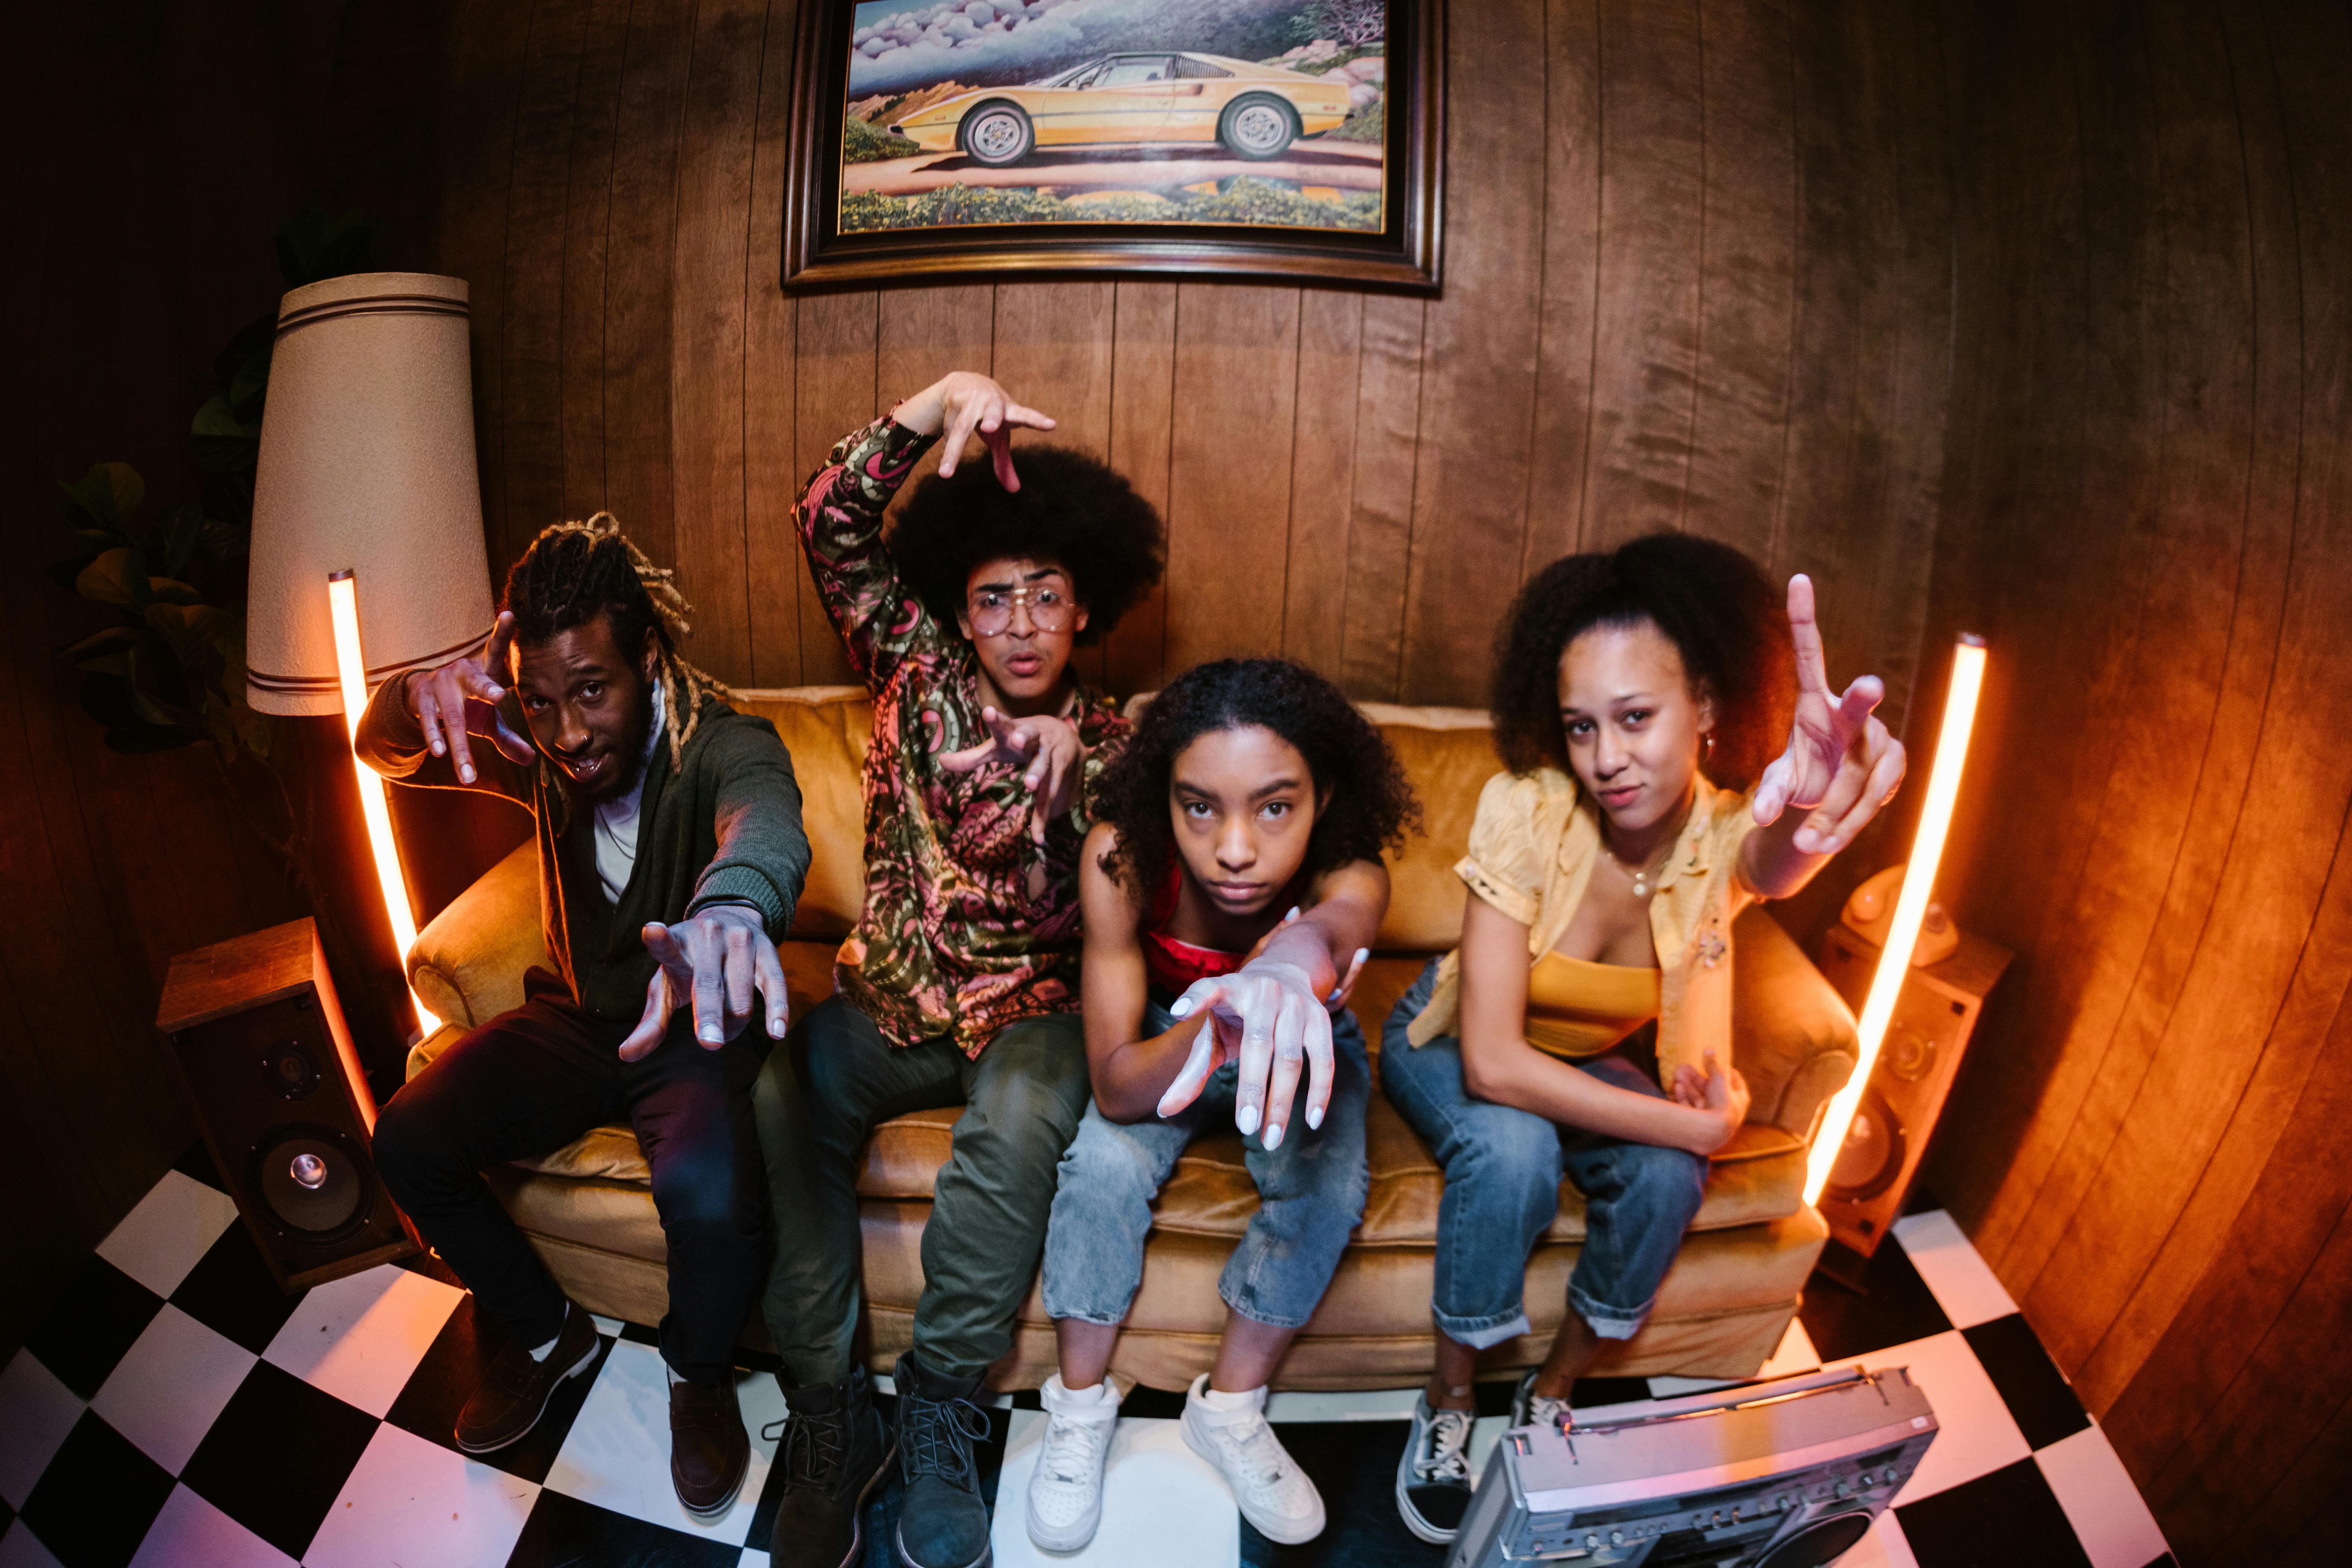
[408,610,536,785]
[1750,575,1907,857]
[938,706,1085,845]
[898,371,1057,492]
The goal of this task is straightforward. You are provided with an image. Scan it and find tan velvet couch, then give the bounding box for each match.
[404,688,1855,1391]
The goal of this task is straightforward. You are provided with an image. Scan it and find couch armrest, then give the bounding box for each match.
[409,840,554,1030]
[1729,906,1858,1144]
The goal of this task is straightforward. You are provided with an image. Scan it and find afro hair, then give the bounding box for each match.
[1492,533,1795,791]
[885,444,1165,646]
[1094,658,1421,897]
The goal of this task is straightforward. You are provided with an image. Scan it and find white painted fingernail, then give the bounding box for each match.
[1238,1105,1261,1136]
[1287,907,1300,921]
[699,1025,722,1043]
[1354,949,1369,966]
[431,741,444,755]
[459,765,475,783]
[1171,998,1193,1018]
[1264,1124,1284,1150]
[1308,1106,1323,1130]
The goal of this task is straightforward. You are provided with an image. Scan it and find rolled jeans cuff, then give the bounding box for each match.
[1218,1284,1316,1332]
[1567,1279,1653,1341]
[1435,1307,1533,1352]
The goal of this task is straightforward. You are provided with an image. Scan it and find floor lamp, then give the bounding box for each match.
[245,272,496,1040]
[1804,634,1989,1205]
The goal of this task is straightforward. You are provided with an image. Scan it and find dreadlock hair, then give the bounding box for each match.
[886,445,1164,644]
[501,512,734,776]
[1491,533,1793,791]
[1094,658,1421,898]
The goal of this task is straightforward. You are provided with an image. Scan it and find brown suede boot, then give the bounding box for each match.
[670,1372,751,1518]
[454,1302,601,1454]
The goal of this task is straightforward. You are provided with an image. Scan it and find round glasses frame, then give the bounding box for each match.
[967,584,1074,637]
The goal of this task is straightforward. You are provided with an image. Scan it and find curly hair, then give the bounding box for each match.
[1491,533,1793,790]
[501,512,734,774]
[885,445,1164,645]
[1094,658,1421,897]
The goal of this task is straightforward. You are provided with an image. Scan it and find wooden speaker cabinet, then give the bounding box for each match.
[1814,922,2012,1257]
[156,918,418,1292]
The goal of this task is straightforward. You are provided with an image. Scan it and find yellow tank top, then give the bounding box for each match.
[1524,952,1663,1060]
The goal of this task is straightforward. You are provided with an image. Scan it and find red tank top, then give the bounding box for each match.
[1141,862,1246,996]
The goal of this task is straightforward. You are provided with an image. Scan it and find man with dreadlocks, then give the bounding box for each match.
[756,371,1163,1568]
[357,514,811,1520]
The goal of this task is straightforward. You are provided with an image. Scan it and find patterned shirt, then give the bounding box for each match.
[798,414,1129,1056]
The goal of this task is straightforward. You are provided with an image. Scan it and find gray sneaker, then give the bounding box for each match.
[1394,1392,1476,1545]
[1511,1369,1572,1432]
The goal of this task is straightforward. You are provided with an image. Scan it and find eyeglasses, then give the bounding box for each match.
[967,583,1074,636]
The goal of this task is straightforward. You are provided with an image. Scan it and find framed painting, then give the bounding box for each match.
[783,0,1444,292]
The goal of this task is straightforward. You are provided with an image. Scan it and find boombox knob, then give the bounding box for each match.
[291,1152,330,1189]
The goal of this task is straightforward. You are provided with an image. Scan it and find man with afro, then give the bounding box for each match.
[758,370,1164,1568]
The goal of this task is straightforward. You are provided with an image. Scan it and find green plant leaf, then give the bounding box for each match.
[60,625,142,664]
[145,577,203,606]
[75,547,148,606]
[154,503,206,577]
[190,395,261,474]
[59,463,144,536]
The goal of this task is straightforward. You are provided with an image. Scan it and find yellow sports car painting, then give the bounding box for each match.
[889,52,1353,167]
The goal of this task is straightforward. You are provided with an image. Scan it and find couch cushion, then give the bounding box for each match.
[729,687,874,940]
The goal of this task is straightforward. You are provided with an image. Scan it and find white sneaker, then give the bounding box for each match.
[1026,1373,1120,1552]
[1179,1375,1326,1545]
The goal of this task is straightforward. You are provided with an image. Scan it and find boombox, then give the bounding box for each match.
[1448,1367,1937,1567]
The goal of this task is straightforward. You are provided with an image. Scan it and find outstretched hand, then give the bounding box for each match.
[1157,959,1345,1151]
[1750,575,1907,857]
[898,371,1057,492]
[938,706,1085,845]
[409,611,536,785]
[617,906,790,1062]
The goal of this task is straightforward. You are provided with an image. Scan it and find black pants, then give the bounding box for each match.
[373,968,770,1384]
[756,996,1091,1386]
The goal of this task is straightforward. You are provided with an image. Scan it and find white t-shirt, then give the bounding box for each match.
[593,682,666,905]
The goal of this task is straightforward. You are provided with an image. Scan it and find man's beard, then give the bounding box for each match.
[563,689,656,804]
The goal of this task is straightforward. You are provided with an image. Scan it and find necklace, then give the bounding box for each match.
[1601,833,1674,898]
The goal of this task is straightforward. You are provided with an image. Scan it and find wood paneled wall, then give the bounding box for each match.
[1923,2,2352,1561]
[432,0,1955,735]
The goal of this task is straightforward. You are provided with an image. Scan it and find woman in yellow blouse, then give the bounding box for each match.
[1384,534,1907,1546]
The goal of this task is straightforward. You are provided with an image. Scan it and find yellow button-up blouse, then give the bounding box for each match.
[1404,767,1760,1089]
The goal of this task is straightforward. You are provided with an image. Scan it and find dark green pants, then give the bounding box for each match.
[756,995,1091,1386]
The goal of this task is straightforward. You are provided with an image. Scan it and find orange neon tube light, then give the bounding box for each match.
[1804,634,1987,1206]
[327,570,441,1036]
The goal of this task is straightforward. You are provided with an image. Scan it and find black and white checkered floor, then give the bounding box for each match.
[0,1148,2174,1568]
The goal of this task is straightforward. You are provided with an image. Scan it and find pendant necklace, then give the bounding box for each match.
[1602,834,1673,898]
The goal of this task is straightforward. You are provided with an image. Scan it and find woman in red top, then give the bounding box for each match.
[1023,659,1417,1552]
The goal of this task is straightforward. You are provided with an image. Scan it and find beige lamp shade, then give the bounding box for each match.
[246,272,494,716]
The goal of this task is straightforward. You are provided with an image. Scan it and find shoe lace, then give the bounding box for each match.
[772,1405,848,1488]
[1415,1407,1474,1484]
[1214,1412,1292,1493]
[1526,1392,1572,1432]
[1039,1412,1108,1484]
[902,1388,991,1488]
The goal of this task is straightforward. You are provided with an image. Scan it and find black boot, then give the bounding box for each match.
[769,1364,892,1568]
[892,1351,994,1568]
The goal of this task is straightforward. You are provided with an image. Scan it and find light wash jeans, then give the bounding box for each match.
[1380,959,1707,1347]
[1041,998,1371,1330]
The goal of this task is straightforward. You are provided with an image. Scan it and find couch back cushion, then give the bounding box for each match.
[732,686,1504,954]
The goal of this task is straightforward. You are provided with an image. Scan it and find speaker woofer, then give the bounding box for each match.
[250,1127,369,1244]
[1826,1087,1908,1201]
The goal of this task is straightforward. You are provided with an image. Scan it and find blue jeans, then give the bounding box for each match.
[1380,959,1706,1347]
[1041,998,1371,1331]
